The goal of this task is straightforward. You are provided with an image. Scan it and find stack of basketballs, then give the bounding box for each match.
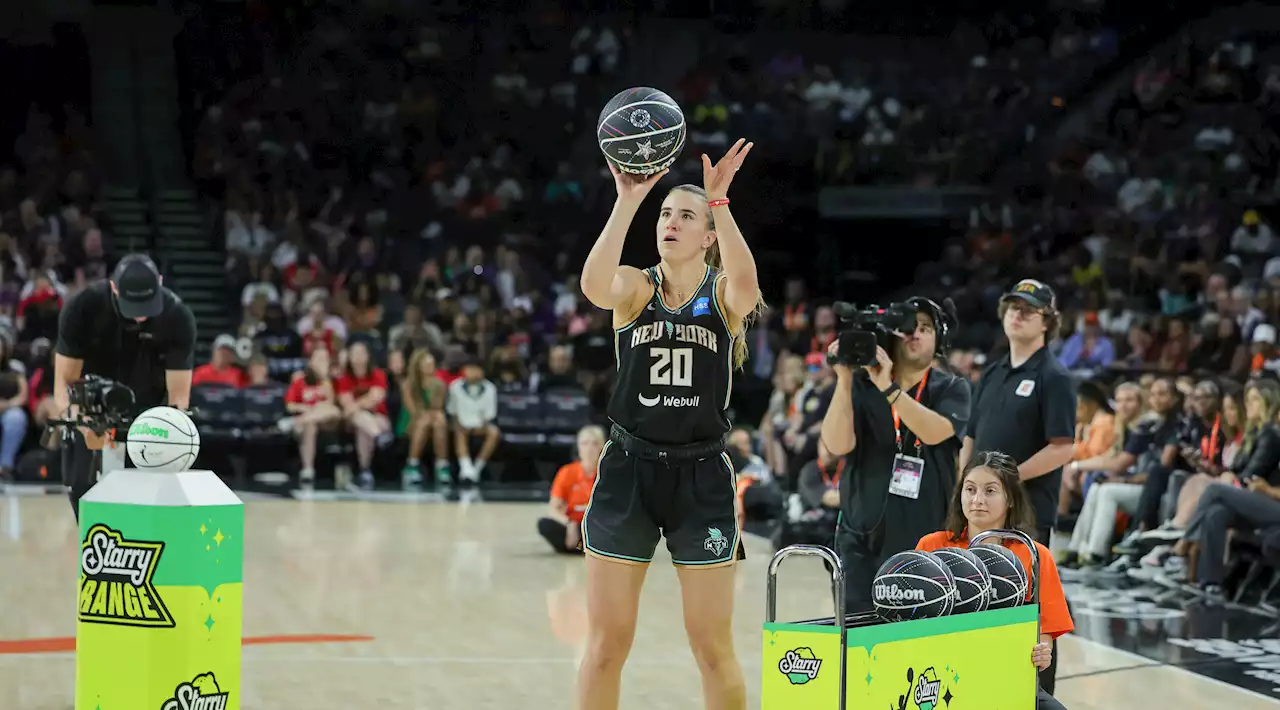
[871,544,1030,622]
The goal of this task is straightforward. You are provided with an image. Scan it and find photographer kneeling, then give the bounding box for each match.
[54,255,197,521]
[819,298,971,612]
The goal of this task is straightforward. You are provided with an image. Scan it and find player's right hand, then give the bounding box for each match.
[609,162,668,202]
[826,341,852,379]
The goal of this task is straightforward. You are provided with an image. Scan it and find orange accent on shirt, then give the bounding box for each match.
[915,530,1074,639]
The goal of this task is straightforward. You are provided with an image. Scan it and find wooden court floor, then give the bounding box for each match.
[1,494,1276,709]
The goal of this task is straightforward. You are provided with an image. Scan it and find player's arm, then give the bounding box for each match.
[164,303,198,410]
[704,139,758,319]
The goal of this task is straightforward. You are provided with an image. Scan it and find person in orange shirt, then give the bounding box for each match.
[1058,380,1115,518]
[192,334,247,387]
[916,450,1072,710]
[538,425,605,554]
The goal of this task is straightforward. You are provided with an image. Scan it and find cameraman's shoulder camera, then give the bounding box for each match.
[828,302,918,368]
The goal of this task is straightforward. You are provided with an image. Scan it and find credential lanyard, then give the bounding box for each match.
[892,368,930,453]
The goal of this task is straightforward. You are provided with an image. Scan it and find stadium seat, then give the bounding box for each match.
[190,383,245,440]
[542,387,592,450]
[496,391,547,450]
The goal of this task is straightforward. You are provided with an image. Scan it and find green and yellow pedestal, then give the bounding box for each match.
[763,533,1041,709]
[75,469,243,710]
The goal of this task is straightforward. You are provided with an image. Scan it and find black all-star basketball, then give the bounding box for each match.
[933,547,993,614]
[597,87,686,175]
[872,550,957,622]
[969,543,1028,609]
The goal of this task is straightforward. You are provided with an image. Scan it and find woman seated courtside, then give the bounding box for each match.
[916,450,1073,710]
[537,425,605,554]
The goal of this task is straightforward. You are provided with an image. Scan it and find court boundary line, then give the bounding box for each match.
[1065,634,1280,705]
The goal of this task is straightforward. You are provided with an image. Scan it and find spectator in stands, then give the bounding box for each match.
[1057,311,1115,373]
[398,349,450,490]
[538,424,605,554]
[537,345,578,391]
[298,296,347,357]
[782,352,834,482]
[336,341,392,491]
[447,358,500,485]
[791,440,843,547]
[1058,380,1116,519]
[284,347,342,490]
[0,333,28,479]
[387,303,445,356]
[245,354,270,386]
[193,334,246,387]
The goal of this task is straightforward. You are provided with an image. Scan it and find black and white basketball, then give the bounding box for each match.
[933,547,992,614]
[597,87,686,175]
[968,543,1028,609]
[872,551,956,622]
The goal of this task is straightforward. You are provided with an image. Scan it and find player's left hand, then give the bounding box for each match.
[702,138,754,201]
[864,346,894,392]
[1032,641,1053,670]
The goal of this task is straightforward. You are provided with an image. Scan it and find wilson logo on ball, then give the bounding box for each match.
[874,583,927,603]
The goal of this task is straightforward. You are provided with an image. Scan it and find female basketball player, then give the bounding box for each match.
[577,138,762,710]
[916,450,1072,710]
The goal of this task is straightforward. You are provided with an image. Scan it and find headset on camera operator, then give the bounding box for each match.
[819,297,972,612]
[53,254,197,520]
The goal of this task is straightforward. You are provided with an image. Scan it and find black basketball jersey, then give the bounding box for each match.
[607,265,735,445]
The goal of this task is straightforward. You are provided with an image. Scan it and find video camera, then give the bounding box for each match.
[829,302,919,368]
[829,297,957,368]
[49,374,136,437]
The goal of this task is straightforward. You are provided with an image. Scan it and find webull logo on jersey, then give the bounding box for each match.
[874,582,927,604]
[78,523,175,628]
[638,394,701,408]
[630,321,720,352]
[161,673,229,710]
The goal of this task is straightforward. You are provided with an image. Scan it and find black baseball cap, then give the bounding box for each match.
[1001,278,1056,310]
[111,254,164,319]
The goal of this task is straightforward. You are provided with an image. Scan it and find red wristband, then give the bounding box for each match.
[708,198,730,208]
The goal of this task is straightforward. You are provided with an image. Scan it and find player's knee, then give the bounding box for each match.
[684,620,735,672]
[583,623,636,670]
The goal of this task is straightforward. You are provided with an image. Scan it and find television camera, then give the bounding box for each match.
[828,297,957,368]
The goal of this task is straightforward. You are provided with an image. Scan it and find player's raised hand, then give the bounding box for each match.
[702,138,754,201]
[609,162,668,203]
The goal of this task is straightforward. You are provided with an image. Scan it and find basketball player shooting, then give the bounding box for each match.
[576,138,763,710]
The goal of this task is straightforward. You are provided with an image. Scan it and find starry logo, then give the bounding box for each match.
[777,647,822,685]
[703,527,729,556]
[161,672,229,710]
[78,524,174,628]
[634,139,656,161]
[628,108,651,128]
[894,667,953,710]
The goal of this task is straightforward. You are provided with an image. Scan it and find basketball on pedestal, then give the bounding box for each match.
[127,406,201,473]
[597,87,686,175]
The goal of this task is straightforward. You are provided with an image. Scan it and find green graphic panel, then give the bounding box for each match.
[80,502,244,593]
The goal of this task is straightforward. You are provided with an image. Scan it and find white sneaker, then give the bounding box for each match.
[459,460,479,483]
[1141,544,1173,567]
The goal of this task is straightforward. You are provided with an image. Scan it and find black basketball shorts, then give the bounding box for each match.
[582,440,745,567]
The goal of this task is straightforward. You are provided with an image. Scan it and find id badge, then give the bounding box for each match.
[888,454,924,500]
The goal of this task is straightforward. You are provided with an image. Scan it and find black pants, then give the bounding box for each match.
[836,524,885,614]
[537,517,583,555]
[1133,464,1174,531]
[1037,684,1066,710]
[62,431,99,523]
[1035,525,1058,696]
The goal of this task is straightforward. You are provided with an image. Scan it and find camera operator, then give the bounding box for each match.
[54,254,197,520]
[820,298,971,613]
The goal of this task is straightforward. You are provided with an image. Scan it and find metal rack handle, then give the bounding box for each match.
[766,544,848,710]
[969,528,1042,640]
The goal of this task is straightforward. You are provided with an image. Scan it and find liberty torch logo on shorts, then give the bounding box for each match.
[79,523,175,628]
[703,527,729,556]
[161,672,230,710]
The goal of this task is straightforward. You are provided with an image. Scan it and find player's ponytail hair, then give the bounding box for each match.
[668,184,766,372]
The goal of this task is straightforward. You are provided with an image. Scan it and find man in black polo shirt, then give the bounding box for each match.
[821,297,971,613]
[961,278,1074,697]
[55,254,197,520]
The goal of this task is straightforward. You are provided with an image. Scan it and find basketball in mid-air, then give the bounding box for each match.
[872,550,957,622]
[597,87,686,175]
